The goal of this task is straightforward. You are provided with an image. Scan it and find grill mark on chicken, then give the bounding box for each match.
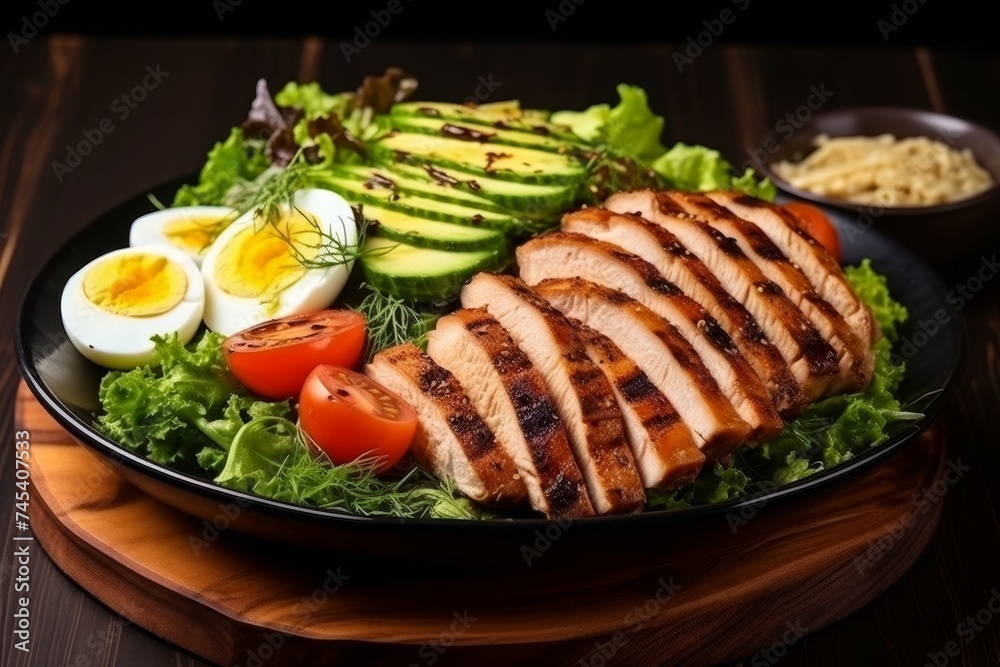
[708,190,877,347]
[444,412,495,460]
[606,190,840,401]
[617,369,659,403]
[427,309,594,518]
[366,343,527,507]
[534,277,750,459]
[574,321,704,488]
[671,191,872,392]
[561,207,807,417]
[643,412,682,431]
[517,232,783,441]
[462,274,645,514]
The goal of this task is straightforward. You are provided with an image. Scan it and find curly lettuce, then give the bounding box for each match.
[172,128,270,207]
[552,84,776,201]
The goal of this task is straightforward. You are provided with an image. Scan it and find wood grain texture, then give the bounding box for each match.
[2,37,1000,667]
[15,381,946,667]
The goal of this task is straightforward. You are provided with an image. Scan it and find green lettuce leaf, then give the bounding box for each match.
[95,332,294,467]
[651,142,777,201]
[844,259,909,343]
[552,84,665,161]
[172,128,270,207]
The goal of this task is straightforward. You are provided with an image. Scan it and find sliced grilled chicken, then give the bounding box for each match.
[366,343,528,507]
[517,232,783,442]
[605,190,840,402]
[426,309,594,519]
[533,277,751,460]
[562,207,807,416]
[575,323,705,488]
[461,273,645,514]
[665,191,874,393]
[705,190,878,344]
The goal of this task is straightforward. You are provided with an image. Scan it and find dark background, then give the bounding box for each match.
[0,0,989,45]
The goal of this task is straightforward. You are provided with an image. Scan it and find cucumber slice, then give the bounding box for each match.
[371,132,586,185]
[389,116,581,153]
[329,165,508,213]
[314,174,522,233]
[390,101,579,142]
[389,163,577,218]
[360,204,507,252]
[360,235,510,303]
[332,163,576,220]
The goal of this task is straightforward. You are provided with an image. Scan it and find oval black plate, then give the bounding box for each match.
[15,177,966,569]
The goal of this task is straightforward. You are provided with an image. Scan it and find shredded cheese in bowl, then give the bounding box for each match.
[772,133,995,206]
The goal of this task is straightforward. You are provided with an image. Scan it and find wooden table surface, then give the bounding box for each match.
[2,18,1000,667]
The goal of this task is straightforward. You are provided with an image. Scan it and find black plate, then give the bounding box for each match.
[15,177,967,569]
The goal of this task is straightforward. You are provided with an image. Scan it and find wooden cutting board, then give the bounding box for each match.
[16,381,947,667]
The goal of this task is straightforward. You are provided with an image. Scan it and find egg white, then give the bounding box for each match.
[199,188,358,336]
[60,244,205,370]
[129,205,237,266]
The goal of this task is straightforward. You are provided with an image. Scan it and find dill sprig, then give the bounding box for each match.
[257,429,490,519]
[242,153,310,226]
[354,286,426,361]
[269,205,391,271]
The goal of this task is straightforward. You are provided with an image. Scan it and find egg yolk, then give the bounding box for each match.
[83,253,188,316]
[163,215,228,254]
[212,211,321,301]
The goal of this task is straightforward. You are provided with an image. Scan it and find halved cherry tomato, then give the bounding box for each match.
[298,366,417,472]
[782,201,842,263]
[223,310,366,400]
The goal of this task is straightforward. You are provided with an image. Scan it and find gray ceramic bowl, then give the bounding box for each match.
[753,106,1000,267]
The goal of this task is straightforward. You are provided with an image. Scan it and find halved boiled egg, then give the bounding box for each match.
[129,206,237,266]
[199,188,358,336]
[60,244,205,369]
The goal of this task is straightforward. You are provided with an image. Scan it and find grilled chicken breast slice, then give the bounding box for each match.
[461,273,645,514]
[562,207,806,416]
[533,277,751,460]
[426,309,595,519]
[605,190,840,402]
[517,232,783,442]
[705,190,877,344]
[665,191,873,393]
[366,343,528,506]
[575,323,705,488]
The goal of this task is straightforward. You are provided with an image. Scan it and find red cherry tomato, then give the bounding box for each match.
[298,365,417,472]
[222,310,366,400]
[782,202,842,263]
